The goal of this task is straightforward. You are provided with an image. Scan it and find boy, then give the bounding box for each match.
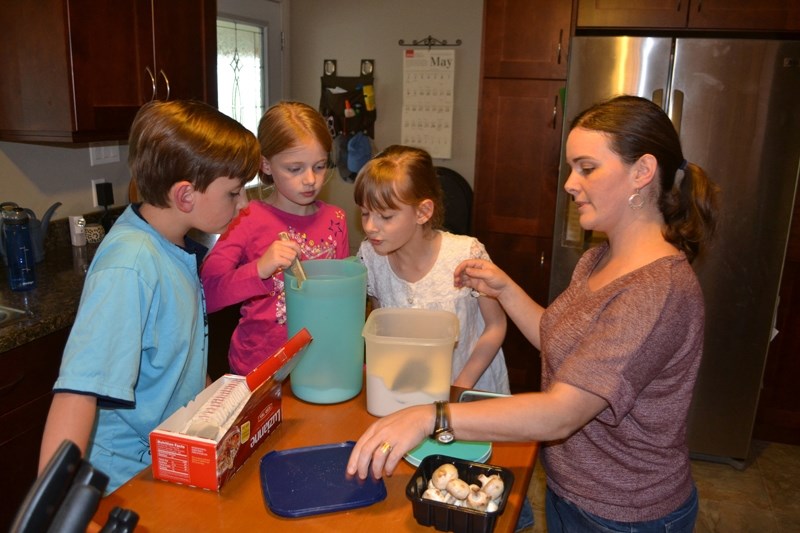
[38,100,260,492]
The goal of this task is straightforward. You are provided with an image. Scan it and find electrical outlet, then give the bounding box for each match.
[91,179,106,207]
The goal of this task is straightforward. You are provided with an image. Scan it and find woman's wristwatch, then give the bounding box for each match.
[431,400,455,444]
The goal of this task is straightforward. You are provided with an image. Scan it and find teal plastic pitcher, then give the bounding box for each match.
[285,259,367,403]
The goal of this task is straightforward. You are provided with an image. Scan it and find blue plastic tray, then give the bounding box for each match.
[259,441,387,518]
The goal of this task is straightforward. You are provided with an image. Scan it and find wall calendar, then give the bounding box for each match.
[401,49,455,159]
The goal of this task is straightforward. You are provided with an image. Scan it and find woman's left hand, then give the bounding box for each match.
[346,403,435,480]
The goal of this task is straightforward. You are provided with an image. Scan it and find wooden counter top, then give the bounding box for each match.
[94,383,538,532]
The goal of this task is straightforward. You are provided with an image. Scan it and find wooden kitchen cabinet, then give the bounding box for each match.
[754,187,800,446]
[0,328,69,531]
[474,0,571,392]
[482,0,572,79]
[0,0,216,143]
[577,0,800,31]
[481,233,552,392]
[475,79,562,240]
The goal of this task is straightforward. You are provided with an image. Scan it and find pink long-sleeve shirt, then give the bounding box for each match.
[201,200,349,374]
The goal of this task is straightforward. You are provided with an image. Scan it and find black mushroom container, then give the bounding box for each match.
[406,454,514,533]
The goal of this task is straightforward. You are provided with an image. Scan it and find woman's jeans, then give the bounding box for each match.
[545,485,698,532]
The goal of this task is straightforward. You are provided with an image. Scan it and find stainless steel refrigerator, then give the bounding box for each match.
[549,37,800,466]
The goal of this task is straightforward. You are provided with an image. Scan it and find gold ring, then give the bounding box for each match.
[379,441,393,455]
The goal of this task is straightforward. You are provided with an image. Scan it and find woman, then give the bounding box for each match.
[347,95,717,532]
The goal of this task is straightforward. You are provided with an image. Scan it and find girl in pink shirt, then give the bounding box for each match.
[202,102,349,374]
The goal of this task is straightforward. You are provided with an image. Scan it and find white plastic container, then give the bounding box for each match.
[362,308,459,417]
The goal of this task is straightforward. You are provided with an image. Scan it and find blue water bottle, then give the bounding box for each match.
[3,207,37,291]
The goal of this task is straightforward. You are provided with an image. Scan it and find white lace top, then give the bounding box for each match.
[358,231,510,394]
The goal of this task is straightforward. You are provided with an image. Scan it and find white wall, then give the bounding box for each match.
[0,141,131,223]
[287,0,484,249]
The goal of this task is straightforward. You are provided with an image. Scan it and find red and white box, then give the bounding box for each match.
[150,329,312,491]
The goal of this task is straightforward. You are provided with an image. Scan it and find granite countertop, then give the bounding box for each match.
[0,208,116,353]
[0,240,94,353]
[0,208,220,354]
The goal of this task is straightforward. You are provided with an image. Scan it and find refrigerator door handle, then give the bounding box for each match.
[651,89,664,109]
[670,89,685,136]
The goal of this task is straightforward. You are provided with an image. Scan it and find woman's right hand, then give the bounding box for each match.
[346,403,435,480]
[454,259,512,299]
[256,239,300,279]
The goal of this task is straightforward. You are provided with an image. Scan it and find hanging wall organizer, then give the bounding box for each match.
[319,60,377,182]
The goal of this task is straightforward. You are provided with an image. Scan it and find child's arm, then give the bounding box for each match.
[202,221,298,313]
[38,392,98,473]
[452,295,507,389]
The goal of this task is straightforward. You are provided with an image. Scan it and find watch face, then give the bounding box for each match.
[436,430,455,444]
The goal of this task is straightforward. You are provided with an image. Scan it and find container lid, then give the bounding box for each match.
[404,438,492,467]
[260,441,387,518]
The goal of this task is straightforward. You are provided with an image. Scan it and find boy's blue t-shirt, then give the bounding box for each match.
[54,205,208,492]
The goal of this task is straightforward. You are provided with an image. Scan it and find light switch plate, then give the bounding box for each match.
[89,142,120,166]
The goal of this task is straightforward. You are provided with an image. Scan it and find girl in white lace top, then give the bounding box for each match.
[354,145,510,393]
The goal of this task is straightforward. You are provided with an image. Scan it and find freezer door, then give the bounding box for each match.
[672,39,800,460]
[550,37,672,300]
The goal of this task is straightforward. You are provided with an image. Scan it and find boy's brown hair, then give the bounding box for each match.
[129,100,260,207]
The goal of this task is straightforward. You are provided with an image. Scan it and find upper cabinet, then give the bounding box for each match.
[482,0,573,79]
[577,0,800,31]
[0,0,216,143]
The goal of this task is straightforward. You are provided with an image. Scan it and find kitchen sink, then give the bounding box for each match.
[0,304,29,327]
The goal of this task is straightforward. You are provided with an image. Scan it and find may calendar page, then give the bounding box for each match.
[401,49,455,159]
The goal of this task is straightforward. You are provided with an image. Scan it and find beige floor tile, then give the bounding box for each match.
[754,442,800,514]
[772,509,800,533]
[696,499,781,533]
[692,459,772,510]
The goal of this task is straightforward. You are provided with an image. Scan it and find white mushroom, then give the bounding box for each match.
[477,473,505,500]
[446,478,471,501]
[422,487,449,502]
[430,463,459,491]
[487,500,499,513]
[466,489,491,511]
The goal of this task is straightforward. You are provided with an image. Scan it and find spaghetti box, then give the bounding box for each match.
[149,329,312,491]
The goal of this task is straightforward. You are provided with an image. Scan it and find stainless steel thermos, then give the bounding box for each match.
[2,207,37,291]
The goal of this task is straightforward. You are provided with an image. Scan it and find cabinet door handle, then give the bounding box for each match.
[145,67,156,101]
[540,251,546,267]
[159,70,171,100]
[552,94,559,129]
[557,29,563,65]
[0,373,24,395]
[696,0,702,12]
[676,0,681,11]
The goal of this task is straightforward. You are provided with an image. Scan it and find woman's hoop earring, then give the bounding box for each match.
[628,190,645,210]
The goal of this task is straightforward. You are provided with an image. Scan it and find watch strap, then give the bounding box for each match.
[432,400,455,444]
